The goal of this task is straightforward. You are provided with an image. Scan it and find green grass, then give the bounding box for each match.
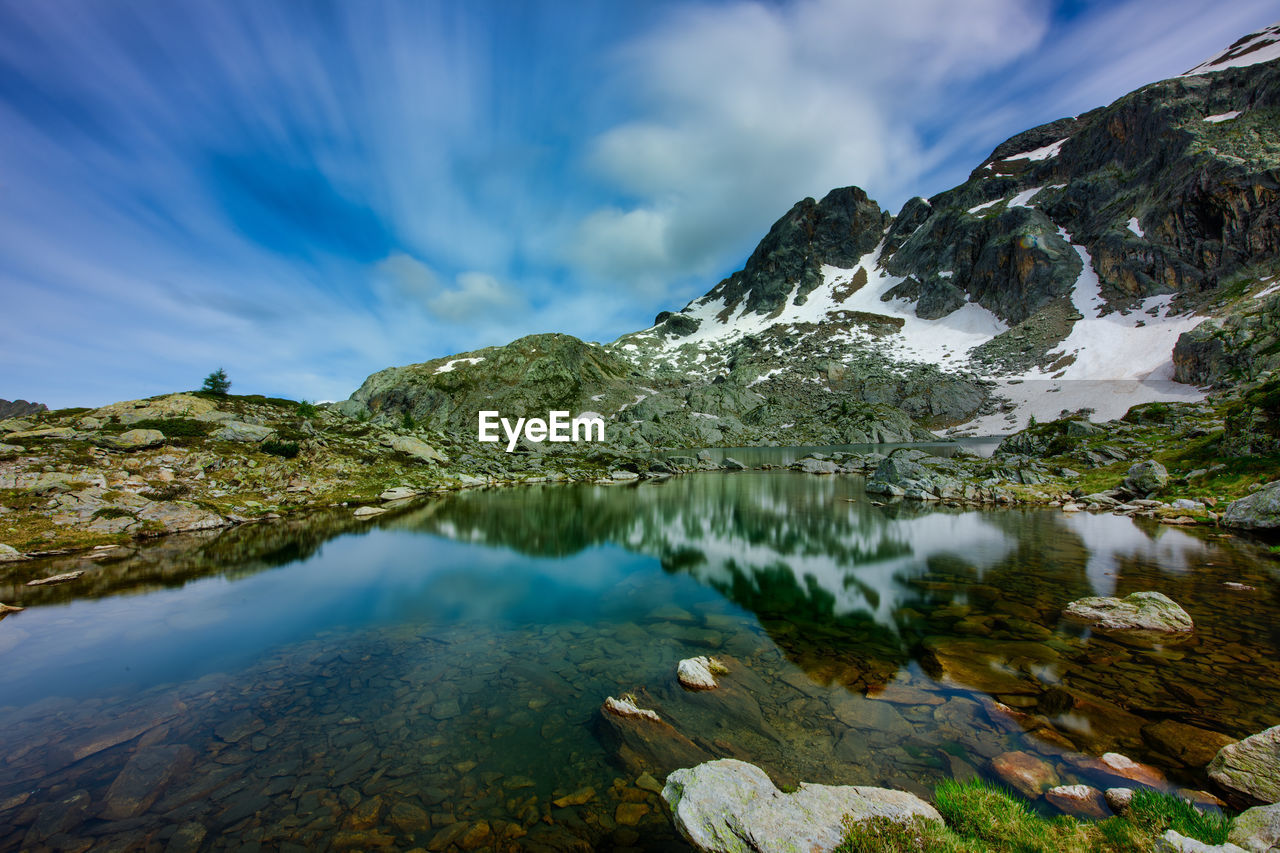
[835,780,1233,853]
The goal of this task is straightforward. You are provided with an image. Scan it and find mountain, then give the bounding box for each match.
[340,23,1280,445]
[0,400,47,420]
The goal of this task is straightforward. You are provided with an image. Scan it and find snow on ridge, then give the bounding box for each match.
[1183,23,1280,76]
[1204,111,1243,123]
[1126,217,1145,238]
[1002,138,1068,162]
[434,357,484,374]
[1008,186,1045,208]
[968,198,1001,214]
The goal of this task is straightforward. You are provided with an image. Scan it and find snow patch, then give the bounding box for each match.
[968,198,1001,214]
[1008,186,1045,208]
[434,357,484,374]
[1204,111,1242,123]
[1126,217,1145,238]
[1255,282,1280,300]
[1002,138,1068,162]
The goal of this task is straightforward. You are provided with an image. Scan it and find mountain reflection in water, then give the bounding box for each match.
[1,468,1277,852]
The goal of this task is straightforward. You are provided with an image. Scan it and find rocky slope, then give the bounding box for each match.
[339,24,1280,445]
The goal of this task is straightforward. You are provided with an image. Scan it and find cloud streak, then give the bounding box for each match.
[0,0,1276,407]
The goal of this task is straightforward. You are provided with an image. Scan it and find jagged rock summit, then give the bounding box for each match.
[342,23,1280,444]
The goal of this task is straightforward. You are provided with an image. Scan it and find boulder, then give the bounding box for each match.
[0,544,27,563]
[353,506,387,518]
[135,501,226,533]
[721,457,747,471]
[662,758,942,853]
[389,435,446,464]
[1209,726,1280,804]
[1223,483,1280,531]
[1158,829,1248,853]
[1046,785,1108,819]
[1063,591,1193,642]
[677,657,726,691]
[380,486,420,502]
[1124,460,1169,494]
[1106,787,1135,814]
[990,751,1059,797]
[212,422,275,443]
[1229,802,1280,852]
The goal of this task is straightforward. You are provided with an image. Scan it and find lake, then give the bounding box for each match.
[1,467,1278,852]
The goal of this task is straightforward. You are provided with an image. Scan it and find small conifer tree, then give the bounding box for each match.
[201,368,231,396]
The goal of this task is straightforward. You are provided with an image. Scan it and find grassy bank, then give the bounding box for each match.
[837,781,1232,853]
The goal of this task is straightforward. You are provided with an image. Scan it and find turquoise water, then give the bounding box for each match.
[1,469,1278,851]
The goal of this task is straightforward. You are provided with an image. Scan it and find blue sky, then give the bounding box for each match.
[0,0,1276,407]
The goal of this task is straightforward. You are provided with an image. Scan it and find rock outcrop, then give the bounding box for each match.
[1209,726,1280,804]
[662,759,942,853]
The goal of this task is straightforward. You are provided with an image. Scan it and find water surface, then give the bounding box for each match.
[1,468,1278,851]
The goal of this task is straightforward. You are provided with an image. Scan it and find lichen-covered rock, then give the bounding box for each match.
[662,758,941,853]
[212,422,275,443]
[1063,591,1193,642]
[1223,482,1280,531]
[1209,726,1280,804]
[95,428,165,450]
[1158,829,1249,853]
[1229,802,1280,852]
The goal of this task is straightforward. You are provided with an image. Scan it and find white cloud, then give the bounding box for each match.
[569,0,1052,296]
[429,271,528,324]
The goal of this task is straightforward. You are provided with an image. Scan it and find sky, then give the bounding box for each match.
[0,0,1276,407]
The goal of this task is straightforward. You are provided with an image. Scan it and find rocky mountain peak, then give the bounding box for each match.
[689,186,890,322]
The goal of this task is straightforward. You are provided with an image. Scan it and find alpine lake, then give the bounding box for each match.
[2,452,1279,852]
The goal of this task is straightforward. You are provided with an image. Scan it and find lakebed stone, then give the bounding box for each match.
[990,751,1059,797]
[1046,784,1109,819]
[662,758,941,853]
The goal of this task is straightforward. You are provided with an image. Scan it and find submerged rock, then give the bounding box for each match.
[990,751,1059,797]
[662,758,941,853]
[1062,591,1194,642]
[1209,726,1280,804]
[677,657,727,691]
[1143,720,1237,768]
[598,693,711,776]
